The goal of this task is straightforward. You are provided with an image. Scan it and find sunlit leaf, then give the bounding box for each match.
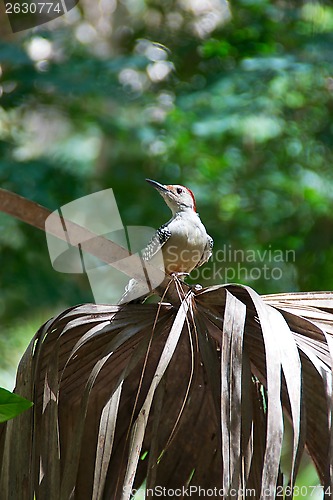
[1,283,333,497]
[0,387,33,423]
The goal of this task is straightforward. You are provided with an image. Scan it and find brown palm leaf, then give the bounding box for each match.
[1,282,333,499]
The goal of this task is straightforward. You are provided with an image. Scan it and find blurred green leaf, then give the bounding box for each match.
[0,387,33,423]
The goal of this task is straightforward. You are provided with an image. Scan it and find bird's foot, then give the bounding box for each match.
[171,272,190,278]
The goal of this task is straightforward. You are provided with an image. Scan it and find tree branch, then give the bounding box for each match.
[0,187,167,286]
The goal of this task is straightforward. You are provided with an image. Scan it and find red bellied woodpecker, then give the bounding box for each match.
[119,179,213,303]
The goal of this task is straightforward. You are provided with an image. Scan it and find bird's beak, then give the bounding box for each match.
[146,179,168,193]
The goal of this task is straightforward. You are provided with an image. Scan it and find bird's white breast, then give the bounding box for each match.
[162,212,209,273]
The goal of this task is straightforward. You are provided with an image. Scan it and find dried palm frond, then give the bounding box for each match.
[1,281,333,500]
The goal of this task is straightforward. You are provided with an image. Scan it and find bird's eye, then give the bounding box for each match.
[177,187,183,194]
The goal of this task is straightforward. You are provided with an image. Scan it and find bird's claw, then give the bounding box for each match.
[171,272,190,278]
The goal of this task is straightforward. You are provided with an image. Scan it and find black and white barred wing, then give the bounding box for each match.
[118,223,171,304]
[141,223,171,261]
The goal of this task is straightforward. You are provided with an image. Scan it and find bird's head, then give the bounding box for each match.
[146,179,196,215]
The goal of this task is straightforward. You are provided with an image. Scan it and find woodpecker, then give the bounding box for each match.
[119,179,213,303]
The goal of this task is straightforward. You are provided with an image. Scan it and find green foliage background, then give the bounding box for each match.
[1,0,333,390]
